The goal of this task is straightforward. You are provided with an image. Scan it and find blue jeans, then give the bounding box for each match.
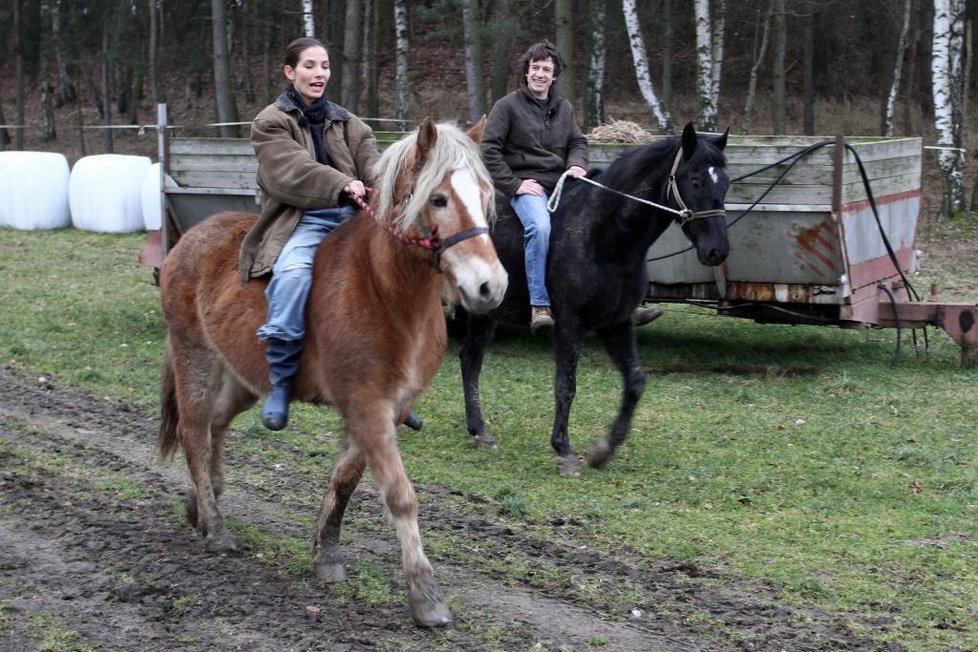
[510,192,552,307]
[257,207,354,342]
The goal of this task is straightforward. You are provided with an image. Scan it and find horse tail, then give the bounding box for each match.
[159,341,181,461]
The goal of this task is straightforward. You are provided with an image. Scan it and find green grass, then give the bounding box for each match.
[2,226,977,649]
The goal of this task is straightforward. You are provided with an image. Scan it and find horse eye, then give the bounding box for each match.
[431,195,448,208]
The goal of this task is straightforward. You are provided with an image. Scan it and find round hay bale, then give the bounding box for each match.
[69,154,152,233]
[0,151,71,230]
[141,162,176,231]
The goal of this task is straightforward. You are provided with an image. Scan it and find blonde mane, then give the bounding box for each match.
[371,123,494,230]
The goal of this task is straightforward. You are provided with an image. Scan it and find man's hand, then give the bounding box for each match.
[516,178,545,196]
[566,165,586,179]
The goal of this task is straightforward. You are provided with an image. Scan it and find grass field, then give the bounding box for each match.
[1,225,977,649]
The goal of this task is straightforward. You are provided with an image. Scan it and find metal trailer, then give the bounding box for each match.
[143,105,977,366]
[593,135,977,367]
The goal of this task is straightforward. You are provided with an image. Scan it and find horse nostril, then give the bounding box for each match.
[479,282,491,298]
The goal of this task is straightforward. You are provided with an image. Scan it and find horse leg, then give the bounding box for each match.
[207,373,258,502]
[353,409,451,627]
[170,347,238,553]
[459,314,498,448]
[312,439,366,582]
[586,323,646,469]
[551,324,586,477]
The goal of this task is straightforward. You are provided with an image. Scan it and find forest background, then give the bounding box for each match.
[1,0,978,221]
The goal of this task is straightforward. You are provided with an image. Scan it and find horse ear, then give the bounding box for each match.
[467,115,487,144]
[714,127,729,151]
[416,116,438,164]
[681,122,697,160]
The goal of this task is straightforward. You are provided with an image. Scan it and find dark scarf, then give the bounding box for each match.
[287,86,333,167]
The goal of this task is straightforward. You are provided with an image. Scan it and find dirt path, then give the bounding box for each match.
[0,365,895,651]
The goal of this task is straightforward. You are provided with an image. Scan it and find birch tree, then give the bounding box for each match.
[302,0,315,38]
[394,0,410,124]
[770,0,786,134]
[932,0,965,215]
[694,0,725,131]
[584,1,607,128]
[884,0,912,136]
[622,0,671,133]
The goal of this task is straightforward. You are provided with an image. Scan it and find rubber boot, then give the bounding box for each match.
[261,338,303,431]
[403,412,424,431]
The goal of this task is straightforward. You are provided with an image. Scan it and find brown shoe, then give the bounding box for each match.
[632,305,664,327]
[530,306,554,333]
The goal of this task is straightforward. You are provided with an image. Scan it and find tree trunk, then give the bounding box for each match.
[341,0,363,112]
[462,0,485,123]
[771,0,786,134]
[0,85,11,149]
[885,0,913,136]
[489,0,517,105]
[51,0,76,106]
[555,0,574,103]
[363,0,379,120]
[802,9,814,135]
[100,27,113,153]
[211,0,239,137]
[742,3,771,134]
[661,0,672,107]
[584,0,607,128]
[14,0,25,150]
[932,0,965,216]
[394,0,410,124]
[302,0,315,37]
[694,0,718,131]
[622,0,671,133]
[148,0,160,107]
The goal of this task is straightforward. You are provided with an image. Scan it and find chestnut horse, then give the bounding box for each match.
[158,118,507,627]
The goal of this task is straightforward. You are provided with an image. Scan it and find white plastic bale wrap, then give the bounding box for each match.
[140,162,176,231]
[0,151,71,230]
[69,154,152,232]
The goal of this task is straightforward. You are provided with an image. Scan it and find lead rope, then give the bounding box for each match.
[547,148,725,225]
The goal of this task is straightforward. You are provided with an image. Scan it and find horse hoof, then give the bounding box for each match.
[314,555,347,582]
[557,454,581,477]
[204,529,238,554]
[473,432,498,450]
[585,439,613,469]
[184,495,199,527]
[411,599,452,628]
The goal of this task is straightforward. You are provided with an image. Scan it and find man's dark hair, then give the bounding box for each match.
[519,39,563,79]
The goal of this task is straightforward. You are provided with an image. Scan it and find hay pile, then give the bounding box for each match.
[587,119,654,144]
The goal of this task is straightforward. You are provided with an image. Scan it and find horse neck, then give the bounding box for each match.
[362,218,443,305]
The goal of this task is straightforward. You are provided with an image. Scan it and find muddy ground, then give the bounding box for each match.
[0,365,902,651]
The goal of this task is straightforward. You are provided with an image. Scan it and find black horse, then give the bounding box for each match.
[459,122,731,476]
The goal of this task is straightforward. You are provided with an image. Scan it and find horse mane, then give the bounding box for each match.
[604,132,727,187]
[372,123,495,231]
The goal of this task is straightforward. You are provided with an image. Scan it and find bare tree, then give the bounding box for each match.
[884,0,913,136]
[488,0,517,105]
[148,0,160,107]
[770,0,786,134]
[622,0,671,133]
[341,0,363,111]
[50,0,76,105]
[212,0,239,137]
[742,3,771,134]
[584,0,607,128]
[932,0,966,216]
[462,0,485,123]
[13,0,25,150]
[394,0,409,123]
[555,0,574,102]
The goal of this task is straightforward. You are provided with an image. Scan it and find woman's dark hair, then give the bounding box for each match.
[284,37,327,68]
[518,39,563,79]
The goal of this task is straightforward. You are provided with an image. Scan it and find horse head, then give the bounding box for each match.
[373,117,507,314]
[672,121,731,267]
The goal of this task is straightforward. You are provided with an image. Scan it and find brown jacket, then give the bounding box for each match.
[481,85,588,198]
[239,91,378,281]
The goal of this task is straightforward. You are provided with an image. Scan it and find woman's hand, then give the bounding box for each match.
[344,179,367,199]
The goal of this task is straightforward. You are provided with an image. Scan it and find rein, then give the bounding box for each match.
[351,189,488,268]
[547,148,727,226]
